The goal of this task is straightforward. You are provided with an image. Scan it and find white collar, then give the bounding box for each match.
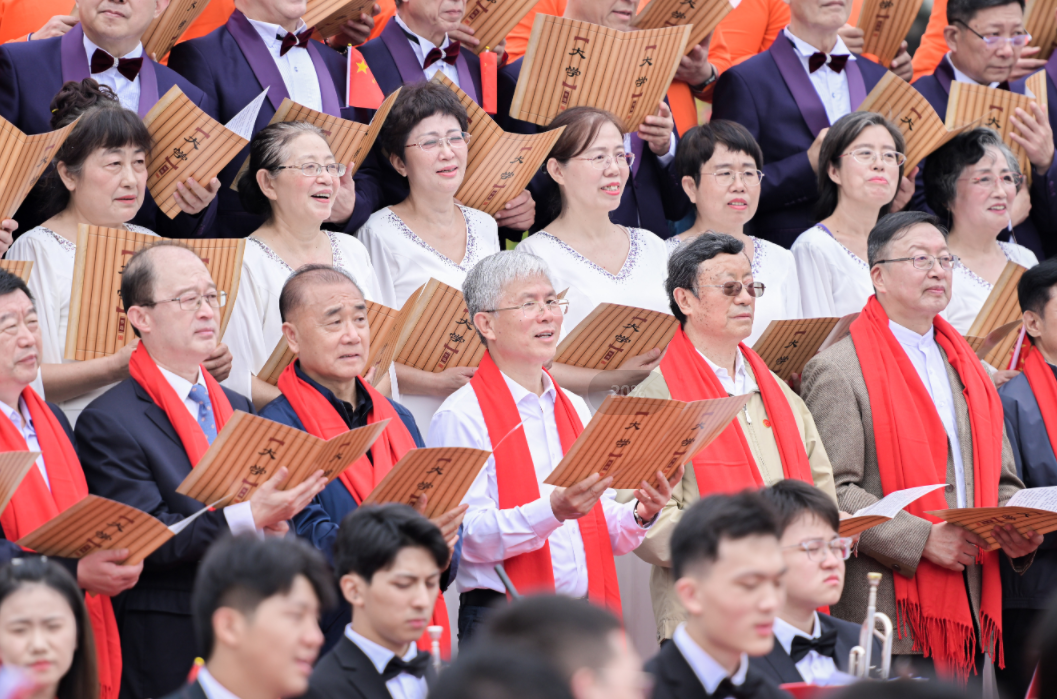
[945,53,1001,89]
[197,667,244,699]
[0,396,32,433]
[888,319,937,351]
[772,613,822,656]
[156,363,206,403]
[82,32,143,63]
[246,15,310,51]
[783,27,854,61]
[345,626,418,675]
[394,13,450,52]
[672,624,749,694]
[501,366,557,405]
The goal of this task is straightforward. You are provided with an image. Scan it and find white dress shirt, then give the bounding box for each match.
[783,28,856,127]
[394,14,461,87]
[0,398,48,488]
[155,365,259,534]
[946,53,1002,88]
[428,369,647,597]
[83,33,143,113]
[888,320,967,507]
[698,348,758,397]
[246,17,323,111]
[345,627,429,699]
[197,667,244,699]
[772,614,838,685]
[672,624,750,695]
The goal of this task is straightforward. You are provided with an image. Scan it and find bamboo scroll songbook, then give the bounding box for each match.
[929,487,1057,551]
[554,303,678,370]
[633,0,734,56]
[839,484,948,537]
[144,86,268,218]
[543,394,749,490]
[856,0,924,67]
[857,72,976,167]
[0,261,32,284]
[0,452,42,518]
[966,261,1028,368]
[177,411,389,506]
[946,82,1038,182]
[0,116,78,220]
[64,226,246,361]
[1026,69,1049,111]
[462,0,540,55]
[965,318,1023,361]
[752,314,858,380]
[141,0,212,60]
[1025,0,1057,61]
[510,15,691,132]
[363,447,492,518]
[431,73,566,214]
[392,279,486,373]
[305,0,377,39]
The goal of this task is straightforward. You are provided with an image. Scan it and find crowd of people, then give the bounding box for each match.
[0,0,1057,697]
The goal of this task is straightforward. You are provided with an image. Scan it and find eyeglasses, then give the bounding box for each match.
[782,537,855,562]
[953,19,1031,48]
[574,153,636,170]
[702,169,764,187]
[696,281,766,298]
[960,173,1024,189]
[484,299,570,318]
[840,148,907,167]
[143,290,227,312]
[406,132,472,152]
[274,162,347,177]
[872,254,959,270]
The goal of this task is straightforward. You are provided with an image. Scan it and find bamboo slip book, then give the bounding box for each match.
[946,82,1040,183]
[554,303,678,370]
[305,0,377,39]
[543,394,749,490]
[752,314,859,381]
[391,279,486,373]
[431,74,566,215]
[64,225,246,361]
[144,86,269,218]
[363,447,492,518]
[462,0,540,55]
[0,116,78,220]
[1025,0,1057,62]
[965,319,1023,363]
[0,261,32,284]
[0,452,44,517]
[633,0,734,56]
[177,411,389,505]
[141,0,213,60]
[510,15,690,132]
[839,484,948,537]
[856,0,924,67]
[929,486,1057,551]
[964,261,1028,369]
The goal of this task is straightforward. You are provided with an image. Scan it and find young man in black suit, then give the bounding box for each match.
[160,535,335,699]
[753,480,875,686]
[306,504,450,699]
[645,491,790,699]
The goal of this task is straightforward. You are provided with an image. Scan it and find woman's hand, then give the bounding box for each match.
[1010,46,1047,81]
[204,343,233,383]
[992,369,1020,389]
[0,219,17,257]
[173,177,221,215]
[326,167,357,225]
[638,102,675,156]
[889,42,913,82]
[891,166,917,212]
[836,25,864,54]
[622,347,664,373]
[493,189,535,231]
[1010,103,1054,172]
[436,367,476,395]
[1012,185,1032,227]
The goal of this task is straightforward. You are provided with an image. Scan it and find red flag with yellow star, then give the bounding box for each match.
[347,47,385,110]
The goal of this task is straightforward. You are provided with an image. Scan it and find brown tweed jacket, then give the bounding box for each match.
[800,335,1024,656]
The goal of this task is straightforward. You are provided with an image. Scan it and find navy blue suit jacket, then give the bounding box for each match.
[749,613,880,685]
[712,49,889,249]
[0,35,215,239]
[168,26,348,239]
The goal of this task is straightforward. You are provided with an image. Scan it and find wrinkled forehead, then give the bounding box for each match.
[883,224,949,258]
[498,274,555,303]
[695,252,752,283]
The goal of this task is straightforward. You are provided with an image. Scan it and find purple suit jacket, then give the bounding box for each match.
[712,37,889,248]
[0,29,214,239]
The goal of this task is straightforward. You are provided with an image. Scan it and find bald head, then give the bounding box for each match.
[279,265,365,323]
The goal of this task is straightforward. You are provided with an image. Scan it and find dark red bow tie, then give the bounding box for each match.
[808,52,848,73]
[277,27,314,56]
[424,41,461,68]
[89,48,143,82]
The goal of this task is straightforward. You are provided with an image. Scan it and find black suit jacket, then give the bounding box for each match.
[645,639,790,699]
[159,679,207,699]
[306,635,436,699]
[749,613,877,685]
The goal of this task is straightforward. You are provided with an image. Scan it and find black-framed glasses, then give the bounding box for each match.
[696,281,766,298]
[872,254,959,270]
[275,162,347,177]
[484,299,570,318]
[782,537,855,562]
[143,290,227,311]
[953,19,1031,48]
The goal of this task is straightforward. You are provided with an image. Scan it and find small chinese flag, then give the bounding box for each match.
[347,47,385,110]
[481,48,498,115]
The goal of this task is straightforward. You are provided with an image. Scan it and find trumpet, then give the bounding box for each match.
[428,625,444,673]
[848,572,893,679]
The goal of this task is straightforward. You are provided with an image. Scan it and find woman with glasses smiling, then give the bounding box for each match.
[792,112,912,319]
[925,128,1038,335]
[224,121,382,409]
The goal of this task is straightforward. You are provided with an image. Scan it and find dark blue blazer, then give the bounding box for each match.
[749,613,880,685]
[645,638,791,699]
[168,26,348,239]
[712,49,889,249]
[75,377,254,698]
[0,36,215,239]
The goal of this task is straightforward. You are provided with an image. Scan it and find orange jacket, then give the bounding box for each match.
[0,0,75,44]
[910,0,948,82]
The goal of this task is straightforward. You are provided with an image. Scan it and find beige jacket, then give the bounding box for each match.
[800,336,1024,656]
[624,360,837,641]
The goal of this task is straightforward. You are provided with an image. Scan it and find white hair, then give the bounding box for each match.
[462,251,555,343]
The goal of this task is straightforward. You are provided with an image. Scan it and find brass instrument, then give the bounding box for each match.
[428,625,444,673]
[848,572,894,679]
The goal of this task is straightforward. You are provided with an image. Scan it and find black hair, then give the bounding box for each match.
[923,127,1021,220]
[0,557,98,699]
[192,535,336,660]
[333,504,449,581]
[429,648,577,699]
[1018,258,1057,345]
[866,211,948,268]
[378,82,469,166]
[815,112,906,221]
[481,595,622,680]
[671,490,780,580]
[278,264,364,322]
[0,268,34,303]
[665,233,745,325]
[761,480,840,535]
[675,120,764,184]
[119,241,199,338]
[237,121,329,217]
[947,0,1024,25]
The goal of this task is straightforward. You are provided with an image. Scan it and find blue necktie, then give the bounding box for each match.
[188,384,217,445]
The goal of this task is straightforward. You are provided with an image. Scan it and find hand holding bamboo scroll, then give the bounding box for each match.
[550,473,614,522]
[991,523,1044,558]
[248,466,329,530]
[77,549,143,597]
[492,189,536,231]
[922,521,989,572]
[673,35,715,87]
[203,343,233,383]
[172,176,221,216]
[638,102,676,156]
[633,464,684,523]
[1010,103,1055,171]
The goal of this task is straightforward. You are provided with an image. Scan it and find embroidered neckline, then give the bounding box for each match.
[384,206,479,272]
[247,231,345,272]
[956,242,1015,290]
[535,228,641,282]
[39,227,77,254]
[818,223,869,270]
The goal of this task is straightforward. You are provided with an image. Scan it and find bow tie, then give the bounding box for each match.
[710,675,762,699]
[423,41,461,68]
[381,651,431,682]
[789,628,839,663]
[808,52,848,73]
[277,27,314,56]
[89,48,143,82]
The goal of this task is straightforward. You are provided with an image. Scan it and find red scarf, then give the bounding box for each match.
[1023,348,1057,453]
[0,387,121,699]
[850,296,1003,680]
[660,327,815,495]
[469,352,623,617]
[128,344,233,465]
[275,362,450,656]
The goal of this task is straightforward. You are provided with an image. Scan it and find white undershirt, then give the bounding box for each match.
[783,27,856,126]
[772,613,838,684]
[345,626,428,699]
[246,16,323,111]
[82,33,143,112]
[672,624,750,695]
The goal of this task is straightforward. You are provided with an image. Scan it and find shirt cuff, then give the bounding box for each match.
[224,502,263,539]
[522,496,564,540]
[656,133,677,166]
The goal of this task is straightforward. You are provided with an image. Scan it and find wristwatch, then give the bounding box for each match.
[633,501,659,529]
[689,64,718,92]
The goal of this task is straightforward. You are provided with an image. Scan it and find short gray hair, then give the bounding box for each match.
[666,233,745,326]
[279,264,364,322]
[463,251,555,344]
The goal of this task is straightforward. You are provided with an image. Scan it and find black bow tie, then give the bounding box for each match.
[277,27,314,56]
[808,52,848,73]
[381,651,431,681]
[711,674,762,699]
[89,48,143,81]
[788,628,839,663]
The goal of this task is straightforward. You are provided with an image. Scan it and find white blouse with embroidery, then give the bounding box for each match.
[941,241,1038,334]
[792,224,874,319]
